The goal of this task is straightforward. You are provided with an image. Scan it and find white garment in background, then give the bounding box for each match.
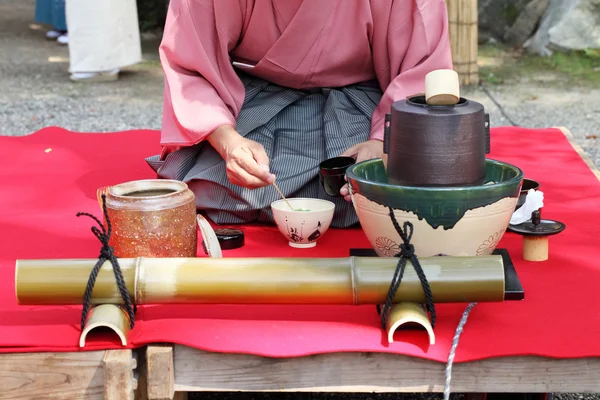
[65,0,142,72]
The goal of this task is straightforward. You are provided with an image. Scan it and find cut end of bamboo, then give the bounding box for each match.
[386,302,435,345]
[79,304,130,348]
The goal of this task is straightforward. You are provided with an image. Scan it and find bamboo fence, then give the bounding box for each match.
[446,0,479,86]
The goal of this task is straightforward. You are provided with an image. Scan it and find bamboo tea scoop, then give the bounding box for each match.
[272,181,295,210]
[239,147,294,210]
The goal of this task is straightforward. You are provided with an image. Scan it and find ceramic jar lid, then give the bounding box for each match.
[509,210,566,237]
[214,228,245,249]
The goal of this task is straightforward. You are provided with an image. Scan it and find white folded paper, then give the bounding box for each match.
[510,189,544,225]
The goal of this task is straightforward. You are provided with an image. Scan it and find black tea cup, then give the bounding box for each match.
[319,156,356,197]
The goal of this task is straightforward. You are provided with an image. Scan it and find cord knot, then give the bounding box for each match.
[398,242,415,257]
[100,245,114,260]
[380,207,436,333]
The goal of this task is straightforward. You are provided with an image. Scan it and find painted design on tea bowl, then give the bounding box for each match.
[285,219,323,243]
[375,237,400,257]
[476,229,505,256]
[346,158,523,257]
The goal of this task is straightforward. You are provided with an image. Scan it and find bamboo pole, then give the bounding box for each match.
[15,256,505,306]
[446,0,479,86]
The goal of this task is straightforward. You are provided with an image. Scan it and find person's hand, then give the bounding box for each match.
[338,139,384,202]
[207,125,275,189]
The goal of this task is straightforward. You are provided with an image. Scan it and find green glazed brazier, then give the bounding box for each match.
[346,159,523,257]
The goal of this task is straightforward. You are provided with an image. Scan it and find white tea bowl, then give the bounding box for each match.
[271,198,335,248]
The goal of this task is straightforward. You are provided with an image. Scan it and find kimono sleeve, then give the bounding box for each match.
[159,0,246,147]
[370,0,454,141]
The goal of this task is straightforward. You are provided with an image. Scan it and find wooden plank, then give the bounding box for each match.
[555,126,600,181]
[0,351,106,399]
[146,345,177,400]
[103,349,135,400]
[172,346,600,393]
[135,349,149,400]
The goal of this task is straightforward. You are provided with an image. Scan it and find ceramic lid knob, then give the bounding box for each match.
[531,210,541,225]
[425,69,460,106]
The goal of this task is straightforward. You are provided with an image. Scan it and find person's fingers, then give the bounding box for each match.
[340,184,349,196]
[355,147,382,163]
[234,147,274,183]
[227,162,271,189]
[340,183,353,202]
[249,144,276,183]
[355,150,367,163]
[340,143,359,158]
[248,142,270,166]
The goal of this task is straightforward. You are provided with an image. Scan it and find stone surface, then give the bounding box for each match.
[548,0,600,51]
[478,0,535,43]
[504,0,550,46]
[525,0,583,55]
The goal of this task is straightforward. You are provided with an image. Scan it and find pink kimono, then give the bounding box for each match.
[148,0,453,228]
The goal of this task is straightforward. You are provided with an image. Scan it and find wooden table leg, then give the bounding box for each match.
[145,345,187,400]
[103,349,137,400]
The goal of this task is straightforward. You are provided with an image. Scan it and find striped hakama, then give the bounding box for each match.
[147,71,383,229]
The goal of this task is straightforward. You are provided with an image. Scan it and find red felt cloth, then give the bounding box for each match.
[1,126,599,362]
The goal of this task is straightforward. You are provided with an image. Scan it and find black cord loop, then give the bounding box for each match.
[76,194,135,330]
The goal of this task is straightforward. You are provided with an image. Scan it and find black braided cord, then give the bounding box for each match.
[76,194,136,330]
[380,206,436,331]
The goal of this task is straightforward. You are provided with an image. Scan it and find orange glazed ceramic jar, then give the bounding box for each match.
[98,179,197,258]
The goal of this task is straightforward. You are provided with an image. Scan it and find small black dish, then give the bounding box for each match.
[515,178,540,210]
[319,156,356,197]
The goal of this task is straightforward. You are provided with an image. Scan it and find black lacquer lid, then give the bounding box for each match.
[200,228,245,254]
[509,210,566,237]
[213,228,245,249]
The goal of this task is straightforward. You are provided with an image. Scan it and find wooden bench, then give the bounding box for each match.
[0,349,140,400]
[142,344,600,399]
